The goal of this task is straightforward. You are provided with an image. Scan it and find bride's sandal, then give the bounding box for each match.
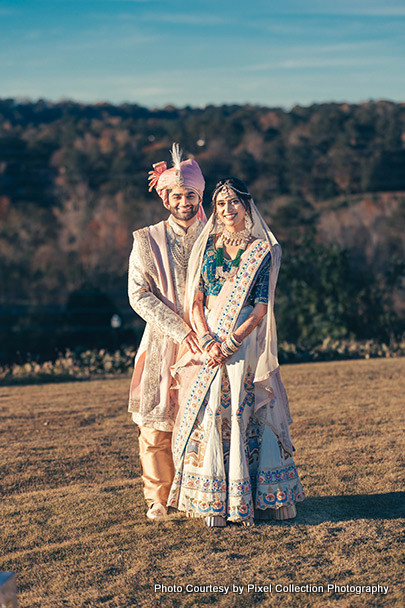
[205,516,227,527]
[242,517,255,527]
[229,517,255,527]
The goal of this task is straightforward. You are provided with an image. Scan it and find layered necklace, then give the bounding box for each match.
[215,226,251,279]
[167,216,199,270]
[170,237,194,270]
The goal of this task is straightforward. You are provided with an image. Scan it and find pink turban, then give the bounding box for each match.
[148,145,205,199]
[148,144,206,221]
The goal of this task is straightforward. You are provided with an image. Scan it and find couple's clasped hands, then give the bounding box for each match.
[205,340,228,368]
[183,331,228,368]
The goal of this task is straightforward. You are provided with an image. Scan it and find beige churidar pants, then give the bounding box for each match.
[138,427,175,507]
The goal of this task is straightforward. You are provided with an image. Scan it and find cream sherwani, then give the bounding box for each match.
[128,215,204,505]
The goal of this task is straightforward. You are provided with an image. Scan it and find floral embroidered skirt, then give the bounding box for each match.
[168,312,305,522]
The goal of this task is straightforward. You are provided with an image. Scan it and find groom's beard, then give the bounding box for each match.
[170,204,199,222]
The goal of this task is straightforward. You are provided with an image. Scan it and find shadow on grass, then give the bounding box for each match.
[292,492,405,525]
[0,375,91,387]
[0,373,129,387]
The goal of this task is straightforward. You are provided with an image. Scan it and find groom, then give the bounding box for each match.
[128,144,205,520]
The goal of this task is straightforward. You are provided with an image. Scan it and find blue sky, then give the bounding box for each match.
[1,0,404,108]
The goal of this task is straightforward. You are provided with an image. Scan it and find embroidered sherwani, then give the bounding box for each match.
[128,215,204,505]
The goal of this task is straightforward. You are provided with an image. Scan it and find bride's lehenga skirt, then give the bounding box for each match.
[168,311,305,522]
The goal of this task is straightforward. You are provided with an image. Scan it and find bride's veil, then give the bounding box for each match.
[185,199,281,380]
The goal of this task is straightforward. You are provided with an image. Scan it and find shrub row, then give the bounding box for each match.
[0,340,404,385]
[277,338,405,363]
[0,348,136,384]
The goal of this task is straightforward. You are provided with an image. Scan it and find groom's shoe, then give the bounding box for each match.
[146,503,167,520]
[255,504,297,521]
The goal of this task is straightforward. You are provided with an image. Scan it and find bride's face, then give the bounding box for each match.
[216,189,246,232]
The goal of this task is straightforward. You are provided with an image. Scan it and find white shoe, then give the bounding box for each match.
[205,515,226,527]
[146,503,167,520]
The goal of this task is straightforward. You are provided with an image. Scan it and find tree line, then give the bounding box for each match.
[0,98,404,361]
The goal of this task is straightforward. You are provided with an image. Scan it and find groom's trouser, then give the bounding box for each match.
[138,427,175,507]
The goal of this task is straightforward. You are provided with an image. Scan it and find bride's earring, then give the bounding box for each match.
[214,215,224,232]
[244,213,253,233]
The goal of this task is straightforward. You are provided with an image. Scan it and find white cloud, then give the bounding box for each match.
[243,56,388,72]
[58,31,156,52]
[91,0,156,3]
[318,6,405,17]
[24,31,42,41]
[265,0,405,17]
[139,13,227,25]
[0,8,19,16]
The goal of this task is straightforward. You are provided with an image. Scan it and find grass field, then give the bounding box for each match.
[1,358,404,607]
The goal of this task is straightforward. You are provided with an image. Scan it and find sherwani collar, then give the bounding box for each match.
[167,214,200,238]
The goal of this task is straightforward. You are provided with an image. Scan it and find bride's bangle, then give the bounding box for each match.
[221,342,233,357]
[229,333,242,348]
[221,334,241,357]
[205,340,216,352]
[199,333,216,352]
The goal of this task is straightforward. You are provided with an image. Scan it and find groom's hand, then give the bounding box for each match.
[183,330,202,355]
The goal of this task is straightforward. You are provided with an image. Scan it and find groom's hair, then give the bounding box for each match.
[211,177,252,217]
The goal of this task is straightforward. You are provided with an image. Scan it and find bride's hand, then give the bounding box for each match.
[207,342,227,368]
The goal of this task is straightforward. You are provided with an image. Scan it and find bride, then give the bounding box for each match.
[168,177,305,527]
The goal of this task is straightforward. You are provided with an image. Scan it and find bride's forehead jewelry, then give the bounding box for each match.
[220,185,233,197]
[215,184,252,199]
[229,186,251,197]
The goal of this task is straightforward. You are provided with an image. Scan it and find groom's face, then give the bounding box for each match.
[166,186,200,223]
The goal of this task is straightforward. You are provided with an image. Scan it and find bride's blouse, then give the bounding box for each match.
[198,235,271,304]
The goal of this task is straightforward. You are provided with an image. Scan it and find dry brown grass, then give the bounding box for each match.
[1,358,404,608]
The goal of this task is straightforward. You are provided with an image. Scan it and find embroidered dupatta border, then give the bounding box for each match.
[172,239,271,465]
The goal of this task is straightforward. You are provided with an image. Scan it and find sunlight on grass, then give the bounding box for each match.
[1,359,404,607]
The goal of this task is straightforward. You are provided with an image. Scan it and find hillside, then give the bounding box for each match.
[0,99,404,359]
